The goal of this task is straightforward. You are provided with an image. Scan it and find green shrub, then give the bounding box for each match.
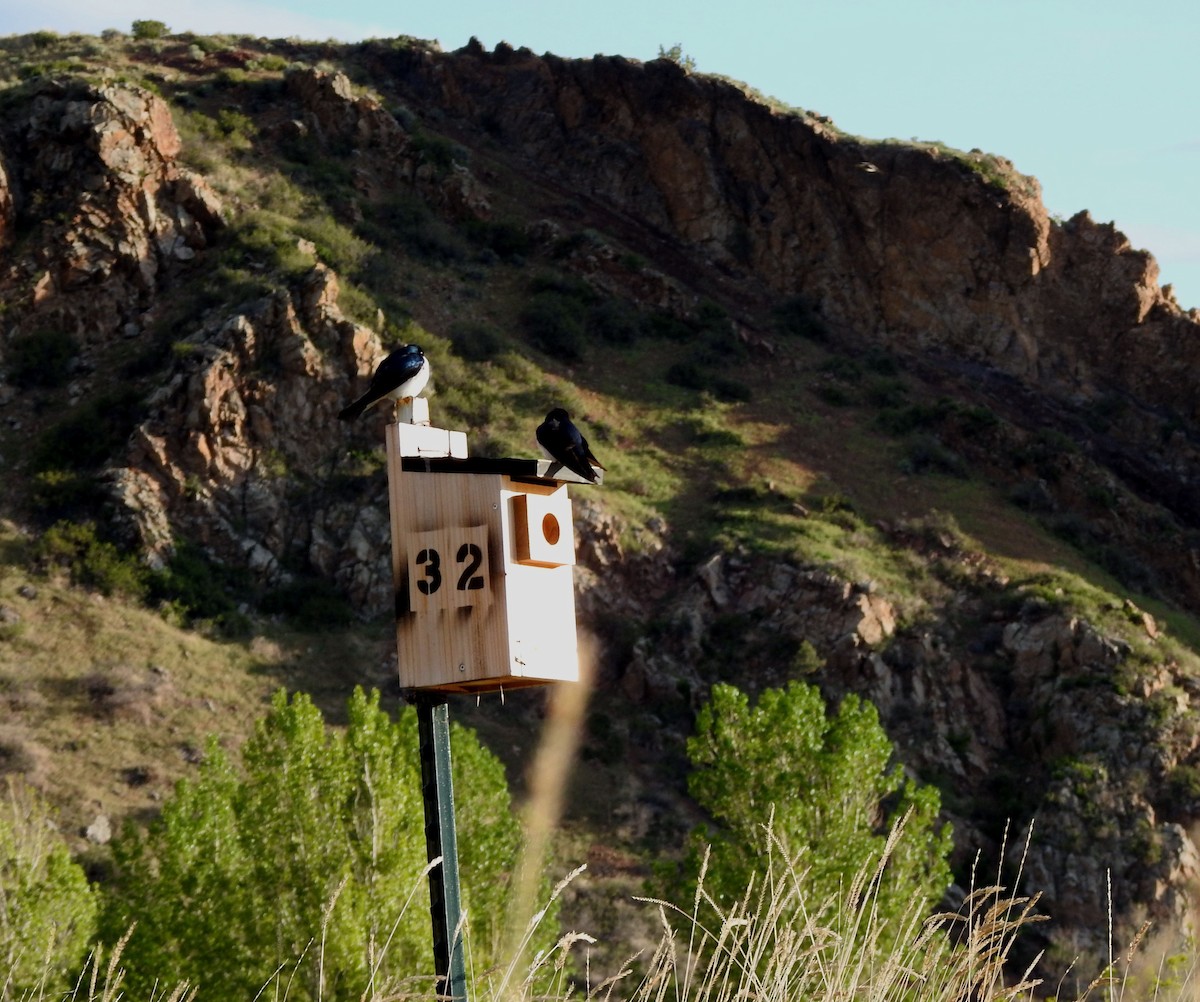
[5,329,77,389]
[656,42,696,72]
[527,271,596,302]
[644,310,693,341]
[864,376,908,408]
[409,131,462,173]
[773,294,827,339]
[461,218,532,261]
[678,681,952,953]
[31,387,144,474]
[449,320,504,362]
[215,107,256,147]
[815,381,854,406]
[27,469,109,521]
[587,298,644,345]
[710,376,752,402]
[0,779,98,997]
[666,361,752,402]
[1011,428,1077,483]
[959,404,1000,435]
[146,544,252,635]
[665,361,706,391]
[34,521,148,599]
[819,356,861,381]
[131,19,169,40]
[190,35,224,54]
[101,688,541,1001]
[901,434,968,477]
[358,195,467,263]
[1165,764,1200,815]
[260,577,354,630]
[520,292,587,361]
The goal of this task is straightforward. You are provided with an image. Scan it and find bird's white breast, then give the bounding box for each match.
[392,359,431,400]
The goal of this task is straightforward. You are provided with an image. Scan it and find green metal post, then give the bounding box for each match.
[416,693,469,1002]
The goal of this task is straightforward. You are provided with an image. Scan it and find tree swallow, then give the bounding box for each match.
[338,344,430,421]
[536,408,605,483]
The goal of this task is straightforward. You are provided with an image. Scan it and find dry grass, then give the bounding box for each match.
[0,522,396,852]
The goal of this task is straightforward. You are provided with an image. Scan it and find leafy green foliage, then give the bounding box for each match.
[101,688,535,1001]
[27,469,110,523]
[0,780,98,997]
[682,681,952,949]
[31,525,261,632]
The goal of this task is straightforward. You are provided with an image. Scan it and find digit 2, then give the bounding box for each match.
[456,542,484,591]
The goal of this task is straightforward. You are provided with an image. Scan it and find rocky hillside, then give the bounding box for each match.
[2,29,1200,983]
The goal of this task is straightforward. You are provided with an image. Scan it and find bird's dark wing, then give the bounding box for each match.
[581,437,606,471]
[561,441,599,482]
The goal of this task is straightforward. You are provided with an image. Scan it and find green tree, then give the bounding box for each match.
[657,42,697,72]
[683,681,952,936]
[101,688,534,1001]
[0,780,98,997]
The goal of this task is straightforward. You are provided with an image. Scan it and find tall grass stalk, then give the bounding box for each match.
[499,639,596,972]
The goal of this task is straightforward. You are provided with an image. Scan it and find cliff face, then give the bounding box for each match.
[380,43,1200,608]
[390,45,1199,418]
[2,35,1200,984]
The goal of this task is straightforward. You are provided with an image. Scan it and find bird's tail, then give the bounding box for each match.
[338,398,367,421]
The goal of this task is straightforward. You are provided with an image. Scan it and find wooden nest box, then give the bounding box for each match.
[386,400,598,693]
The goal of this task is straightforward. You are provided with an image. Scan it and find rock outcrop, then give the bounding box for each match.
[109,263,396,608]
[0,78,224,345]
[285,67,491,219]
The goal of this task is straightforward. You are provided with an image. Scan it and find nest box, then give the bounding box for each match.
[385,400,598,692]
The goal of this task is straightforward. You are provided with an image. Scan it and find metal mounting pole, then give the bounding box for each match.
[416,692,469,1002]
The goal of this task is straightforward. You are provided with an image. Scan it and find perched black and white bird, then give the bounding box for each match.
[536,408,605,483]
[338,344,430,421]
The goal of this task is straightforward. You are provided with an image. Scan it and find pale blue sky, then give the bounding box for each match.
[3,0,1198,309]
